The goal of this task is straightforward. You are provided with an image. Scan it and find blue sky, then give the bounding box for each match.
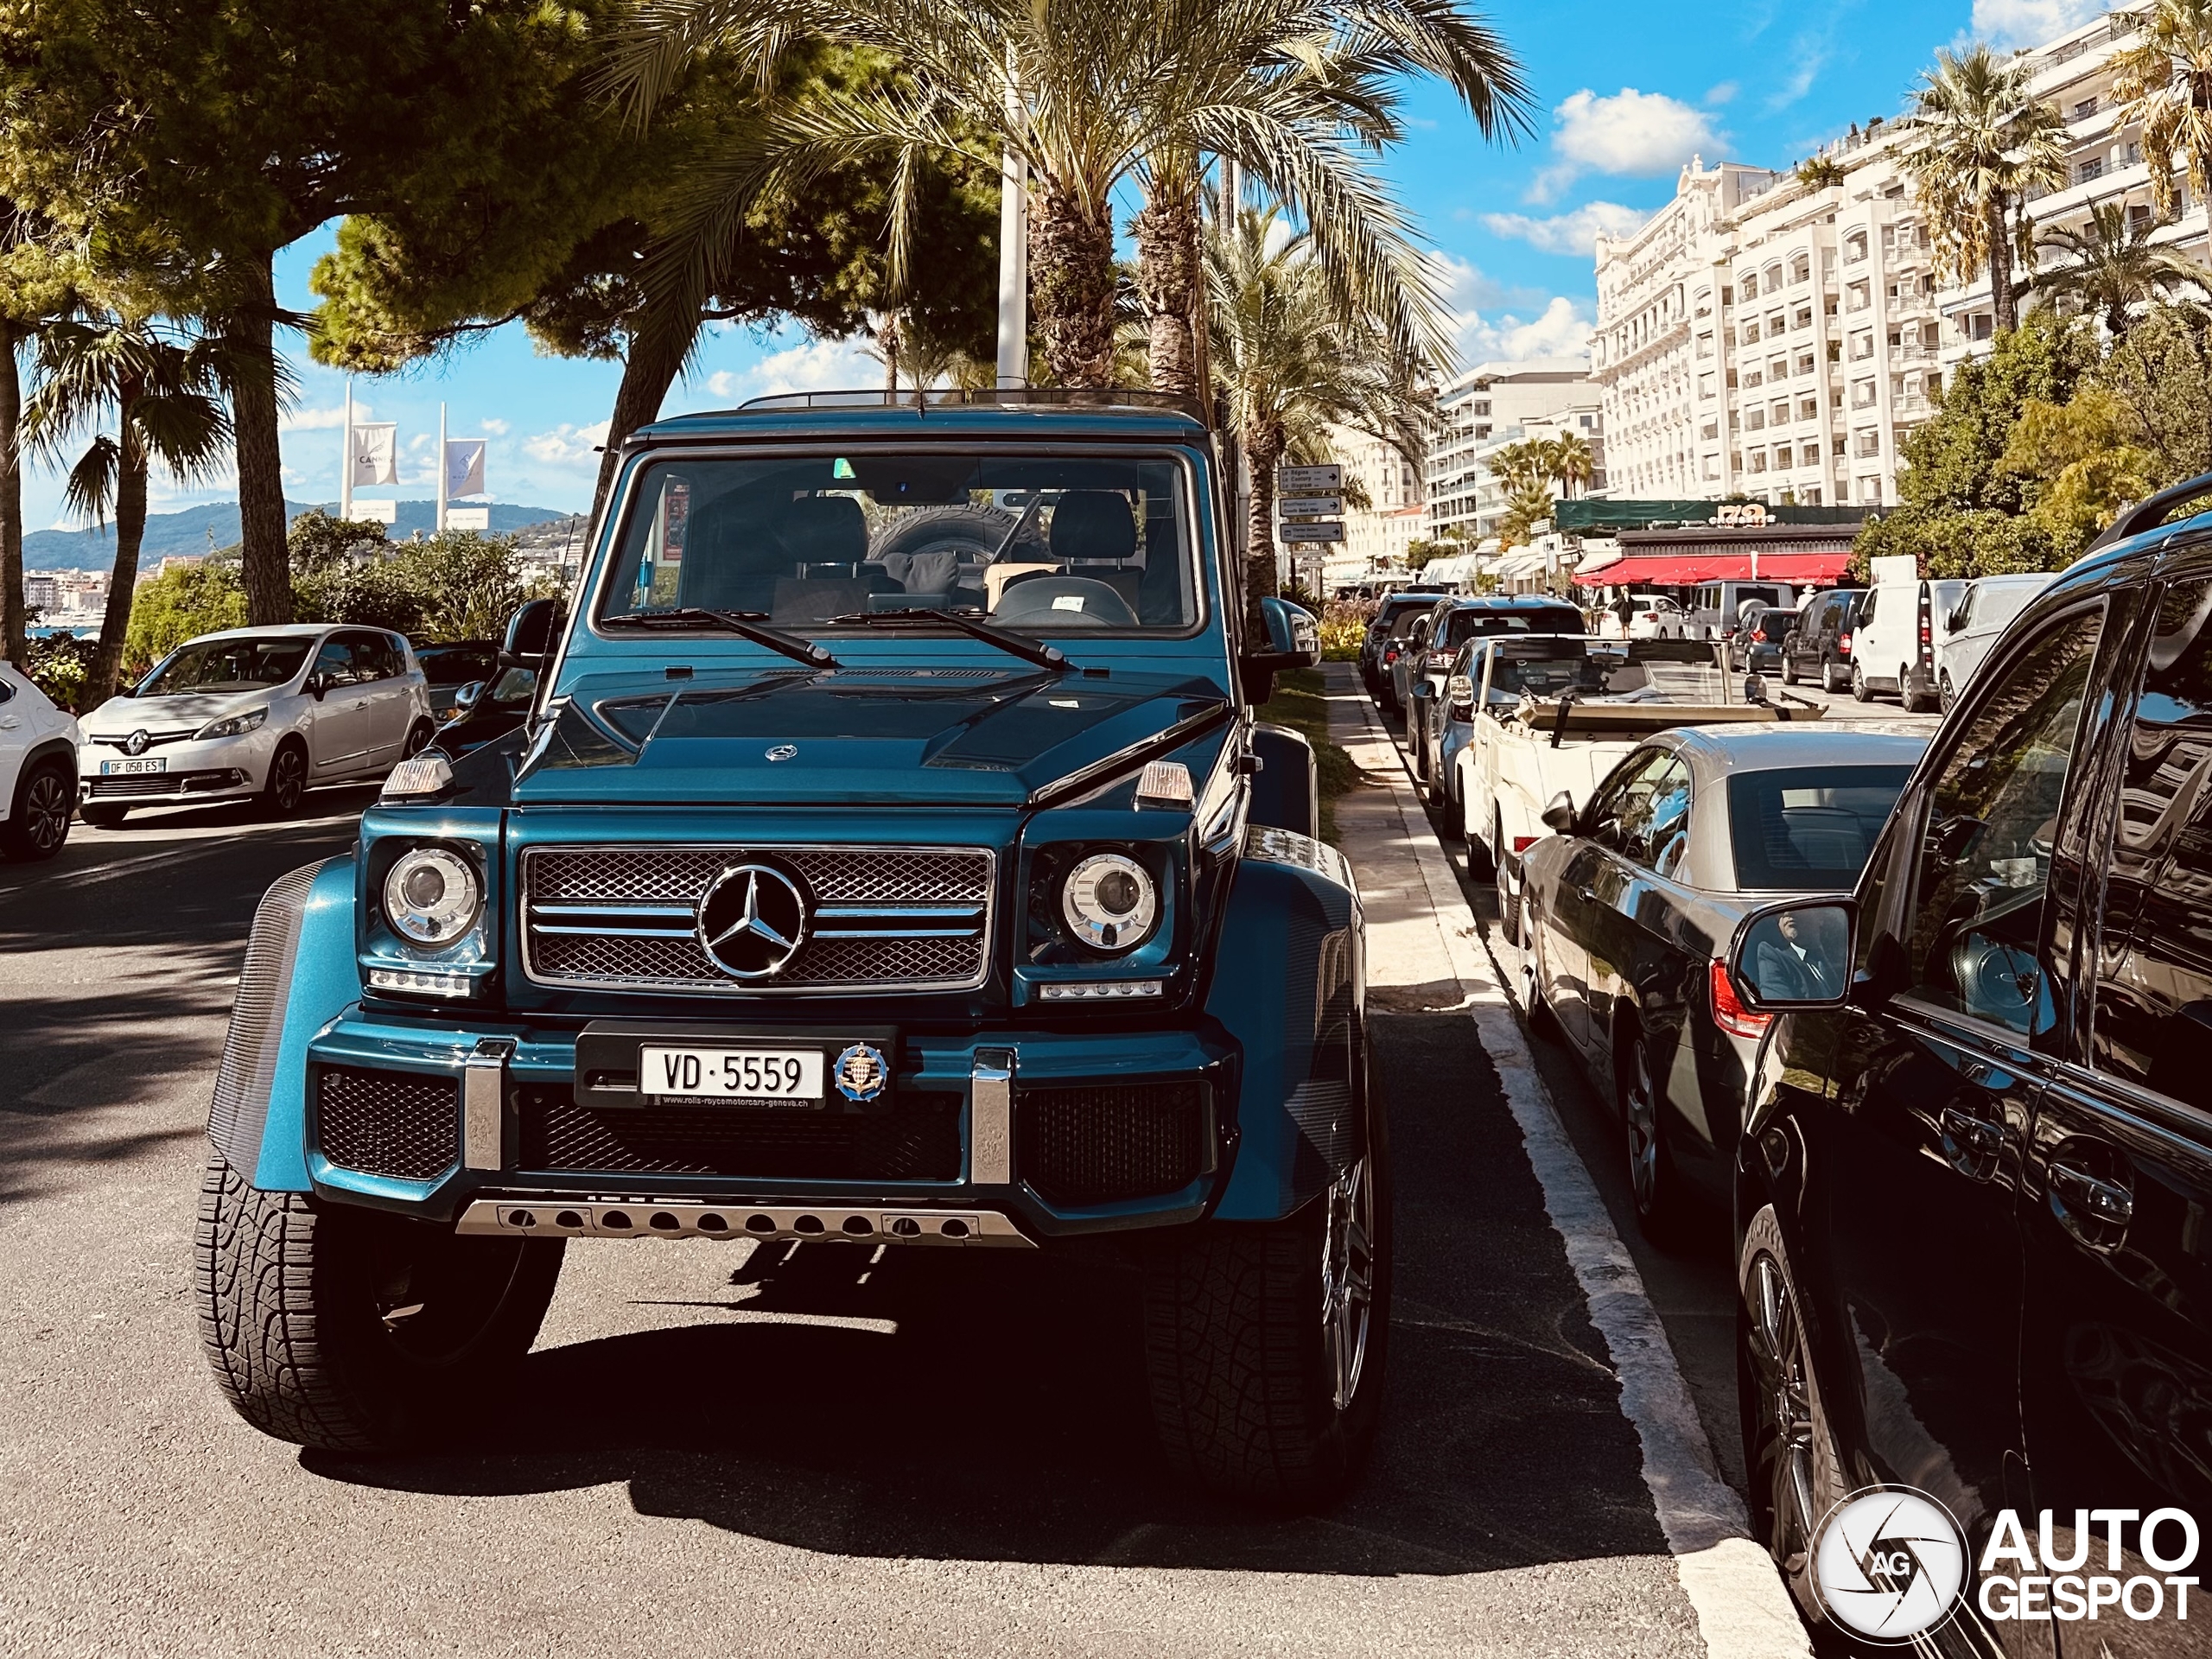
[21,0,2103,531]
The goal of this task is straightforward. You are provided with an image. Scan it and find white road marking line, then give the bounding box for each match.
[1337,678,1811,1659]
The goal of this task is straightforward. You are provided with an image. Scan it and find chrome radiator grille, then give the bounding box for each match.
[520,844,995,994]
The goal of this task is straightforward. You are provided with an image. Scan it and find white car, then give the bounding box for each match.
[1934,572,2058,711]
[1624,594,1689,639]
[77,623,435,826]
[0,659,81,860]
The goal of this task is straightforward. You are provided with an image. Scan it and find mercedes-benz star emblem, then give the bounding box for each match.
[765,743,798,762]
[695,861,810,979]
[124,729,150,757]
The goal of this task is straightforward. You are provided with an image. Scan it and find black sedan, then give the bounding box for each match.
[1517,723,1925,1239]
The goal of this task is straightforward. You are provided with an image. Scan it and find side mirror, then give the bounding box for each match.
[500,596,564,672]
[1241,594,1321,702]
[1541,790,1577,835]
[454,680,485,713]
[1726,898,1857,1012]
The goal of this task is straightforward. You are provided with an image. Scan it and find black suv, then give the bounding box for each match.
[1723,483,2212,1650]
[1777,586,1862,693]
[1360,588,1449,710]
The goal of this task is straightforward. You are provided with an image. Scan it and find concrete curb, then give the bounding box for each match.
[1325,666,1812,1659]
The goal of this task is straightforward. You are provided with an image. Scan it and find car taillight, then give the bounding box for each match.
[1429,650,1452,669]
[1752,628,1768,642]
[1384,646,1400,664]
[1837,632,1853,653]
[1511,835,1541,854]
[1710,960,1772,1039]
[1638,612,1657,621]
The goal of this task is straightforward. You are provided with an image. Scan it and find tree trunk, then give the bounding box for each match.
[879,313,900,396]
[592,316,694,517]
[0,322,22,669]
[1029,181,1119,388]
[87,422,147,709]
[1986,195,2017,334]
[1243,422,1283,624]
[1133,178,1202,400]
[229,252,291,625]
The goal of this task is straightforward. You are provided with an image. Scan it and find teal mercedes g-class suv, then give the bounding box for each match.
[194,391,1383,1503]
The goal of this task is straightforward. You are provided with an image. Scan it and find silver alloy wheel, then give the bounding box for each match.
[1320,1154,1375,1412]
[1939,670,1955,713]
[22,767,70,851]
[1745,1249,1820,1575]
[270,747,306,812]
[1624,1038,1661,1214]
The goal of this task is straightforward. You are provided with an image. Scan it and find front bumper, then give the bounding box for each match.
[302,1010,1236,1243]
[79,729,273,806]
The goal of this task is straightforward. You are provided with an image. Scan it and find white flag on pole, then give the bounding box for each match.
[444,438,486,499]
[349,423,398,487]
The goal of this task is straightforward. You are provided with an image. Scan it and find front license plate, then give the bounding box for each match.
[99,757,167,776]
[640,1045,824,1105]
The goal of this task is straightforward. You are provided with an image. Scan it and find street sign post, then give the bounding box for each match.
[1280,522,1345,543]
[1277,497,1343,518]
[1275,465,1342,496]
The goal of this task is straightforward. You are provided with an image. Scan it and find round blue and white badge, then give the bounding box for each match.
[833,1041,888,1103]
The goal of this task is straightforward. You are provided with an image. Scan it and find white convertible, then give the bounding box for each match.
[1452,635,1825,938]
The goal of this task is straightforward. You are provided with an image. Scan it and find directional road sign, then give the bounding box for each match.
[1280,521,1345,543]
[1275,464,1342,496]
[1277,497,1343,518]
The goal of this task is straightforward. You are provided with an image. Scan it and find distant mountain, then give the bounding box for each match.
[22,499,575,571]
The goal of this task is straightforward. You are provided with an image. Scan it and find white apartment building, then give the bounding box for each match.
[1939,11,2209,371]
[1592,134,1941,511]
[1323,424,1426,585]
[1424,359,1605,543]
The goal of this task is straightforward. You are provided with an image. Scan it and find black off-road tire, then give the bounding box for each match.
[195,1155,564,1451]
[1,758,73,860]
[868,503,1022,565]
[1144,1090,1391,1506]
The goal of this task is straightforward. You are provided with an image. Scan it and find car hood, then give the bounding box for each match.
[79,686,281,734]
[501,665,1233,807]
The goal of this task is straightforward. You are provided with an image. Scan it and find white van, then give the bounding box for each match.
[1849,555,1966,712]
[1933,571,2059,710]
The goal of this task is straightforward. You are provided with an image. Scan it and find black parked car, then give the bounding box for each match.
[1362,589,1448,712]
[1725,480,2212,1650]
[425,664,537,759]
[1777,586,1862,691]
[1517,725,1923,1238]
[1398,595,1586,766]
[410,639,499,720]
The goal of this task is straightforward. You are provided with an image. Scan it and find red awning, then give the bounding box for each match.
[1573,550,1853,587]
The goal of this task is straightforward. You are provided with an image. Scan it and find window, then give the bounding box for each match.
[1746,408,1766,430]
[1800,398,1820,422]
[138,636,315,696]
[1743,321,1762,344]
[1773,444,1793,467]
[1764,264,1783,291]
[1845,232,1868,264]
[1473,400,1491,416]
[1696,333,1713,358]
[2080,156,2105,184]
[1749,450,1768,472]
[1852,332,1875,359]
[1700,420,1719,441]
[1745,369,1764,388]
[1857,429,1882,457]
[1589,749,1691,874]
[1740,271,1759,299]
[344,632,402,681]
[1898,612,2101,1035]
[309,637,367,689]
[2074,97,2099,119]
[1973,313,1994,340]
[1848,282,1871,311]
[1795,307,1813,331]
[2092,580,2212,1103]
[1789,253,1810,283]
[1853,381,1878,410]
[1859,476,1883,502]
[1703,455,1720,480]
[1797,353,1815,377]
[1728,766,1915,890]
[1476,424,1492,440]
[1834,435,1849,458]
[1700,372,1716,397]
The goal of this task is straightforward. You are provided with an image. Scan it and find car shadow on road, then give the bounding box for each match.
[307,1014,1676,1578]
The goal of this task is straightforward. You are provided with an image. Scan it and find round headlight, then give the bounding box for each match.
[383,847,481,946]
[1060,853,1158,953]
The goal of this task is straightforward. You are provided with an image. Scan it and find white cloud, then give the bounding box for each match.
[698,334,882,403]
[480,417,510,435]
[1532,87,1724,201]
[1430,252,1594,368]
[282,402,369,432]
[523,419,612,468]
[1972,0,2101,48]
[1482,201,1652,255]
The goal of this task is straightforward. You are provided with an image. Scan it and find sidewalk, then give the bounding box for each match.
[1319,662,1811,1659]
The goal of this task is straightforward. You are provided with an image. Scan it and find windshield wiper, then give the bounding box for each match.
[601,607,839,671]
[829,607,1073,673]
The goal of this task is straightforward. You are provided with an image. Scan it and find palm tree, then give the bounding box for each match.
[1543,431,1593,497]
[608,0,1516,389]
[1488,438,1548,495]
[1497,480,1553,550]
[1205,200,1423,613]
[2032,201,2207,334]
[2110,0,2212,226]
[24,316,231,706]
[1900,44,2069,334]
[1794,155,1847,191]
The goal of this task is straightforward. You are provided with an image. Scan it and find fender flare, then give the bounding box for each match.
[1205,832,1364,1221]
[15,735,76,796]
[206,856,359,1191]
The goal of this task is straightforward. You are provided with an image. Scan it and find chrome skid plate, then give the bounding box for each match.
[454,1197,1034,1247]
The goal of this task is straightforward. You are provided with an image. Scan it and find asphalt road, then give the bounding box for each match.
[0,786,1713,1655]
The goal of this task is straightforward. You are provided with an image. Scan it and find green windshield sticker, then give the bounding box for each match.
[832,457,855,480]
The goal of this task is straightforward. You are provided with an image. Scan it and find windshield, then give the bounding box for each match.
[597,451,1198,634]
[1727,766,1913,891]
[1443,606,1581,647]
[138,636,312,696]
[1482,641,1628,698]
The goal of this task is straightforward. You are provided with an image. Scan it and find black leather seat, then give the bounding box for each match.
[1046,491,1142,611]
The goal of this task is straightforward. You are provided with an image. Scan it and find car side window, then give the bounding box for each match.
[2091,580,2212,1108]
[1955,587,1976,629]
[1637,758,1694,878]
[309,638,357,687]
[1902,610,2103,1037]
[344,632,395,681]
[1587,749,1671,861]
